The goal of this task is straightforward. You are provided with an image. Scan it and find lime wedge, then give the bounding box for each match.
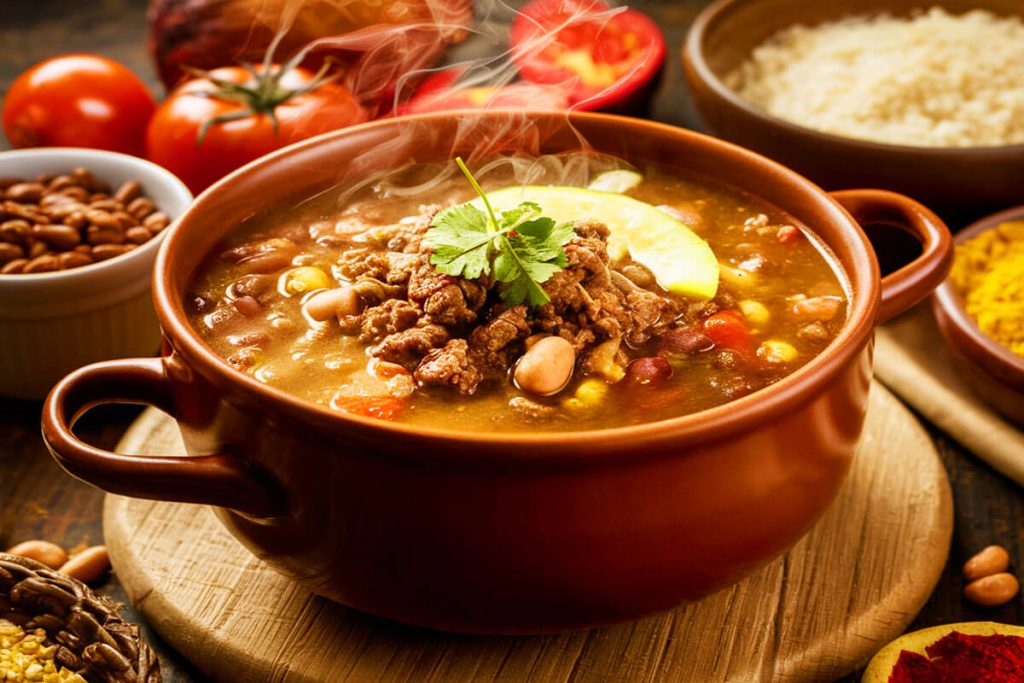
[475,186,719,299]
[587,169,644,193]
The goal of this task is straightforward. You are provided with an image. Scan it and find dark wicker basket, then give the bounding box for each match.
[0,553,160,682]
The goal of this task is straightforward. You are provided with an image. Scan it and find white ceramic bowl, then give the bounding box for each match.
[0,148,192,399]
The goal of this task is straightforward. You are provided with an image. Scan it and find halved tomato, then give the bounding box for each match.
[509,0,665,111]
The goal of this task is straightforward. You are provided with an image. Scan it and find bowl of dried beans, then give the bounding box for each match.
[0,147,192,399]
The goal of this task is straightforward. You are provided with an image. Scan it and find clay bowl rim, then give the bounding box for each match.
[154,109,878,457]
[683,0,1024,157]
[932,205,1024,384]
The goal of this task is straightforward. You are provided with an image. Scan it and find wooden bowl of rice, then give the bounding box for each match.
[683,0,1024,223]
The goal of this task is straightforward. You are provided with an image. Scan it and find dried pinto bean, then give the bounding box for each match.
[113,180,142,203]
[6,540,68,569]
[963,545,1011,582]
[0,167,166,274]
[91,244,133,261]
[0,242,25,264]
[33,224,81,250]
[59,545,110,583]
[1,259,28,274]
[0,219,31,244]
[125,226,152,244]
[23,255,60,273]
[5,182,45,203]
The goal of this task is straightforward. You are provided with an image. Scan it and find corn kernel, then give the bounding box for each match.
[562,397,586,412]
[281,266,331,296]
[575,379,609,405]
[739,300,770,328]
[0,619,85,682]
[757,340,799,364]
[719,263,758,289]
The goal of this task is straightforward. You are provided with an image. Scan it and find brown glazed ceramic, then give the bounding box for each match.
[683,0,1024,223]
[41,112,952,634]
[933,206,1024,427]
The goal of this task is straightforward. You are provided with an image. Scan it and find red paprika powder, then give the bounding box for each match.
[889,631,1024,682]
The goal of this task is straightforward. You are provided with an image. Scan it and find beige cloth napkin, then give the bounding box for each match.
[875,302,1024,485]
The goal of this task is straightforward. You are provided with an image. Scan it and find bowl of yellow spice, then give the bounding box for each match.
[933,206,1024,427]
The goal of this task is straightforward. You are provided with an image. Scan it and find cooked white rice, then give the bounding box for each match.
[725,7,1024,148]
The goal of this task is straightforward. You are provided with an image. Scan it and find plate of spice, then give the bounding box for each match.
[933,206,1024,426]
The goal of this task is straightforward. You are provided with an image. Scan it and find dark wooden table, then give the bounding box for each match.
[1,1,1021,681]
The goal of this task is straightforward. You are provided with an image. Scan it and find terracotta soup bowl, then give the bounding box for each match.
[41,112,952,634]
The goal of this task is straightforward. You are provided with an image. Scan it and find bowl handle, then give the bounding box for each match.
[41,358,283,518]
[830,189,953,324]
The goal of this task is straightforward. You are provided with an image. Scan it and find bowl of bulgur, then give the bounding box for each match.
[683,0,1024,221]
[933,205,1024,427]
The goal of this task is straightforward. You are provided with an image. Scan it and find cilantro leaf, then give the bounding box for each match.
[423,203,494,279]
[421,157,578,307]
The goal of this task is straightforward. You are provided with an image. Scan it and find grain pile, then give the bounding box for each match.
[726,8,1024,147]
[0,619,86,682]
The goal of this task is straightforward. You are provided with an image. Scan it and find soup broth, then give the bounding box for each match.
[187,157,848,432]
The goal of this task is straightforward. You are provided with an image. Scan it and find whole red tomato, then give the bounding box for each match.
[146,64,367,193]
[3,54,156,156]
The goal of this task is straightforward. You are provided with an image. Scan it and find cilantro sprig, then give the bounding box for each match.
[422,158,576,307]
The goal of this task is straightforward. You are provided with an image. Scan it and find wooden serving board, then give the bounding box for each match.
[104,382,952,683]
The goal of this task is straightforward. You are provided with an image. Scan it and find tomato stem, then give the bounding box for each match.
[187,40,340,147]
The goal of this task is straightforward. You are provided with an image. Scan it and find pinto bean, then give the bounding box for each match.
[23,254,60,273]
[233,296,263,317]
[87,225,126,245]
[91,244,132,261]
[964,572,1020,607]
[57,251,93,269]
[5,182,44,203]
[0,242,25,264]
[659,326,714,355]
[143,211,170,232]
[0,219,31,245]
[125,226,153,244]
[113,180,142,203]
[624,357,674,387]
[127,197,157,220]
[514,336,576,396]
[964,545,1011,581]
[33,224,81,251]
[6,540,67,569]
[792,296,843,322]
[59,545,110,584]
[1,259,28,274]
[302,286,360,322]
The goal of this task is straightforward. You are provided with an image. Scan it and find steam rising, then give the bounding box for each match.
[255,0,650,210]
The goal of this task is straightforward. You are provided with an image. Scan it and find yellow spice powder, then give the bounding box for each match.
[0,619,85,683]
[950,220,1024,357]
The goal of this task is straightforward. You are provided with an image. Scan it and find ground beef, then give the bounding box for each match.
[370,324,449,368]
[336,247,389,280]
[414,339,484,394]
[423,280,487,326]
[468,306,531,373]
[359,299,422,344]
[338,216,690,394]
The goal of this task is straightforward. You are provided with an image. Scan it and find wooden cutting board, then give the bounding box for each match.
[104,382,952,683]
